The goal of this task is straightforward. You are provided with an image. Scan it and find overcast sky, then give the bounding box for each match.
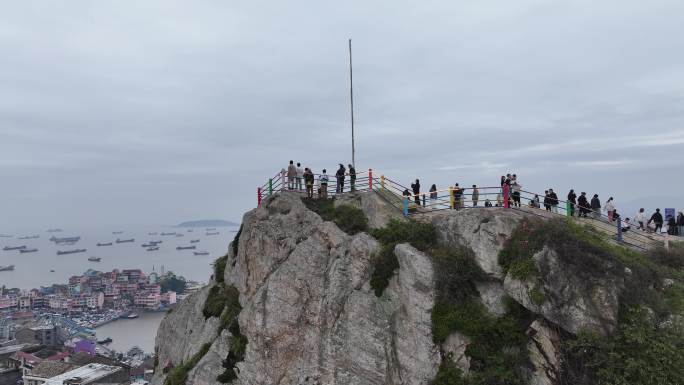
[1,0,683,230]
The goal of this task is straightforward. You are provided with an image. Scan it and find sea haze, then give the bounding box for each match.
[0,224,238,290]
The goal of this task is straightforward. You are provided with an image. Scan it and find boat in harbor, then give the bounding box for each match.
[176,245,196,250]
[47,229,63,233]
[57,249,86,255]
[147,247,159,251]
[190,239,200,243]
[116,238,135,243]
[206,232,220,236]
[97,337,112,344]
[161,232,176,236]
[193,251,209,256]
[112,231,123,235]
[19,248,38,253]
[0,265,15,271]
[88,256,102,262]
[126,313,139,319]
[17,235,39,240]
[97,242,113,246]
[3,245,26,251]
[148,232,158,236]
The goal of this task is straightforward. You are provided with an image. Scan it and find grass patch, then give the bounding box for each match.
[214,254,228,284]
[231,224,243,258]
[431,359,468,385]
[301,198,368,235]
[367,219,438,297]
[529,285,546,306]
[164,343,212,385]
[215,285,247,383]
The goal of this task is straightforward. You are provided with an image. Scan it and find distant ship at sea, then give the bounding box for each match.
[97,242,113,247]
[146,247,159,251]
[88,256,102,262]
[46,229,63,233]
[177,246,196,250]
[0,234,13,238]
[0,265,15,271]
[19,248,38,253]
[193,251,209,256]
[161,232,176,236]
[148,232,158,236]
[112,231,124,235]
[190,239,200,244]
[205,228,216,231]
[175,233,184,237]
[3,245,26,251]
[17,235,39,240]
[116,238,135,243]
[206,232,220,236]
[57,249,86,255]
[50,236,81,244]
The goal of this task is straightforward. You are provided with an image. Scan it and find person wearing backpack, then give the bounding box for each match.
[649,208,663,233]
[590,194,601,219]
[335,164,346,194]
[303,168,315,198]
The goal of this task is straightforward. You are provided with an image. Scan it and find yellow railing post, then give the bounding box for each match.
[381,175,385,189]
[449,187,454,209]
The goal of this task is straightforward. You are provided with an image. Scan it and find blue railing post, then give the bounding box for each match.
[403,197,409,217]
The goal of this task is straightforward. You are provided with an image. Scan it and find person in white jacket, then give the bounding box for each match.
[634,208,646,231]
[605,197,616,223]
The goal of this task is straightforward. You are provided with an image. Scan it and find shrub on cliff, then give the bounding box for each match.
[301,198,368,235]
[164,343,211,385]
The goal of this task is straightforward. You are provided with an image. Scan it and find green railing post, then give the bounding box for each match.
[268,178,273,196]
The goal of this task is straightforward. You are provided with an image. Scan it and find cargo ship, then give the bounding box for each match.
[161,232,176,236]
[206,232,220,236]
[97,242,113,247]
[193,251,209,256]
[3,245,26,251]
[190,239,200,243]
[18,235,39,240]
[176,246,196,250]
[147,247,159,251]
[88,256,102,262]
[50,236,81,244]
[112,231,123,234]
[19,248,38,253]
[0,265,15,271]
[57,249,86,255]
[116,238,135,243]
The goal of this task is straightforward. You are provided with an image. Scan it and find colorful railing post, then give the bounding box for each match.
[268,178,273,196]
[449,187,454,209]
[380,175,385,189]
[403,197,409,217]
[368,169,373,190]
[616,219,622,242]
[257,187,262,207]
[503,185,510,208]
[566,202,572,217]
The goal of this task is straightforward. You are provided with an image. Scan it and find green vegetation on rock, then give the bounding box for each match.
[159,272,187,294]
[301,198,368,235]
[164,343,211,385]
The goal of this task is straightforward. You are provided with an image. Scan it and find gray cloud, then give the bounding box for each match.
[1,0,684,230]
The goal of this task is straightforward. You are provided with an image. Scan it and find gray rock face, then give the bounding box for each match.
[334,191,404,229]
[441,332,470,375]
[219,193,437,385]
[504,246,621,336]
[527,319,561,385]
[475,281,508,317]
[151,285,222,385]
[430,208,526,279]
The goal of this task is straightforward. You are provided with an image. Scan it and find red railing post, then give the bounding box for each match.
[257,187,262,207]
[368,169,373,190]
[503,185,510,209]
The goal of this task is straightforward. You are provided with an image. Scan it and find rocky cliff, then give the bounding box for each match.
[151,191,684,385]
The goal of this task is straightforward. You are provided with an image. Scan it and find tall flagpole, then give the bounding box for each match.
[348,38,355,168]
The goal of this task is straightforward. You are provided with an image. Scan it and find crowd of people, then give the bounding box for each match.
[282,160,357,199]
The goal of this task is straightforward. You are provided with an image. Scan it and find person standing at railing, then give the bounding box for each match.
[280,168,287,191]
[287,161,297,190]
[591,194,601,219]
[335,164,346,194]
[453,183,463,210]
[577,192,589,217]
[567,189,577,216]
[472,185,479,207]
[411,179,421,206]
[634,208,646,231]
[605,197,615,222]
[304,168,315,198]
[677,212,684,236]
[429,184,438,207]
[667,215,677,235]
[543,190,551,211]
[649,208,663,233]
[319,169,329,199]
[548,189,559,213]
[530,194,540,208]
[348,164,356,192]
[295,163,304,191]
[511,176,521,207]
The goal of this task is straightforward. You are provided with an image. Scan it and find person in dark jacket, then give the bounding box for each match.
[303,168,315,198]
[677,211,684,236]
[548,189,559,213]
[472,185,479,207]
[667,215,677,235]
[429,184,438,208]
[335,164,346,194]
[567,189,577,216]
[590,194,601,219]
[347,164,356,192]
[543,190,551,211]
[649,208,664,233]
[411,179,421,206]
[577,192,589,217]
[453,183,463,210]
